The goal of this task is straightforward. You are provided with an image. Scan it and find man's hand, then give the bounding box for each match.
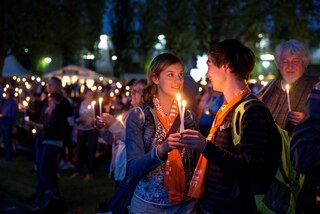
[288,111,305,126]
[180,129,207,152]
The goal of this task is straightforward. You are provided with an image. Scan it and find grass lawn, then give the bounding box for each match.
[0,152,115,214]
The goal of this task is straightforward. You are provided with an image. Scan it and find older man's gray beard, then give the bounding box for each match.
[282,73,303,84]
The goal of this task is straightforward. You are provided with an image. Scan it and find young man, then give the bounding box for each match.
[180,39,281,213]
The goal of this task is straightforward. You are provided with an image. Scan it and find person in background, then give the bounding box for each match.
[71,88,98,181]
[27,92,68,214]
[125,53,199,213]
[27,77,73,213]
[257,39,318,134]
[197,83,224,136]
[96,79,147,193]
[0,87,18,162]
[180,39,281,213]
[60,88,75,170]
[290,81,320,213]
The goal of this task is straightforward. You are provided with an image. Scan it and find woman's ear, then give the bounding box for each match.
[152,76,159,85]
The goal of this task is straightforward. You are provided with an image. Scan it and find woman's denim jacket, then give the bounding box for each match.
[125,102,199,204]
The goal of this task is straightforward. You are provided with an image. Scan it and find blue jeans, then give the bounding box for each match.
[129,194,197,214]
[36,143,61,195]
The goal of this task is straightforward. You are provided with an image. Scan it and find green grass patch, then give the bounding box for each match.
[0,154,114,214]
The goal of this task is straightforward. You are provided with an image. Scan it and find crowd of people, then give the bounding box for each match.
[0,38,319,214]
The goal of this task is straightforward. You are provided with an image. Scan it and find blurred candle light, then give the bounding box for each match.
[285,84,292,112]
[23,100,28,117]
[99,97,103,116]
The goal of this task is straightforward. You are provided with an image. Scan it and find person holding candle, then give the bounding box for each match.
[179,39,281,213]
[26,77,72,213]
[95,79,147,196]
[125,53,198,213]
[257,39,318,134]
[71,88,98,181]
[27,92,68,213]
[0,87,18,162]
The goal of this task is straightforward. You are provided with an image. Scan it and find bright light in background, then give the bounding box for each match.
[258,74,264,80]
[259,37,270,49]
[190,54,208,82]
[248,79,257,84]
[260,54,274,61]
[83,53,95,60]
[262,61,270,68]
[71,76,78,84]
[98,34,109,50]
[86,79,95,89]
[44,57,52,64]
[155,34,166,50]
[158,34,165,40]
[112,55,117,61]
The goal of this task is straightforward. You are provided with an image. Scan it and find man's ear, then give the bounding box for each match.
[223,65,230,74]
[152,76,159,85]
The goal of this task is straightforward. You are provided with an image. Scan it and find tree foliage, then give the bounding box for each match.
[1,0,105,75]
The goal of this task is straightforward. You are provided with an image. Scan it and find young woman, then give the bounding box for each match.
[125,53,199,213]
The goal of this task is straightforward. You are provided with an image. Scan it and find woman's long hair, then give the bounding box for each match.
[143,53,184,103]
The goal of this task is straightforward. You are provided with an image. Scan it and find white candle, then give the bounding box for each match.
[180,100,186,132]
[99,97,103,117]
[285,84,292,112]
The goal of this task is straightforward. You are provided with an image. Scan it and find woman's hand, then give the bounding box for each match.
[101,113,116,126]
[156,132,183,160]
[180,129,207,152]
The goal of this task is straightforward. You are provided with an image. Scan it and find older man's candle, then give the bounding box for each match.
[285,84,292,112]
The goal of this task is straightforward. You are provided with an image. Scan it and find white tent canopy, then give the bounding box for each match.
[2,54,32,77]
[43,65,102,79]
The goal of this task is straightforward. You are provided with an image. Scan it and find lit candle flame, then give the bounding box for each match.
[285,84,292,112]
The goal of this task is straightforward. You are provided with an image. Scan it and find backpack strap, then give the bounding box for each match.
[232,99,265,146]
[233,99,302,188]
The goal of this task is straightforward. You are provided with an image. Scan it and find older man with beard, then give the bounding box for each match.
[257,39,318,134]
